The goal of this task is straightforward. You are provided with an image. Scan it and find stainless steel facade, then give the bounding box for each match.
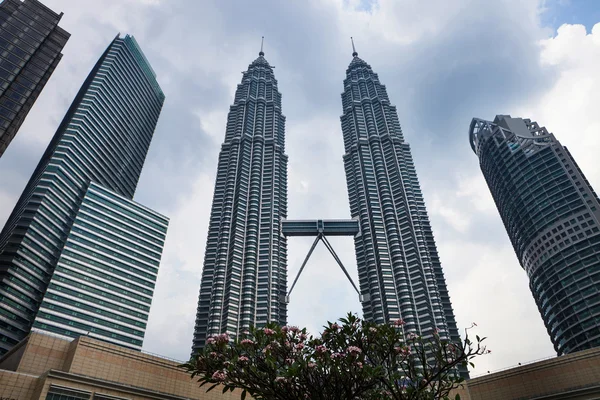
[470,115,600,355]
[0,34,165,354]
[340,52,462,351]
[0,0,69,157]
[192,50,288,353]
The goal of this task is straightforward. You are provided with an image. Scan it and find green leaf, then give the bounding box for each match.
[455,394,461,400]
[241,390,247,400]
[222,385,229,393]
[206,383,219,392]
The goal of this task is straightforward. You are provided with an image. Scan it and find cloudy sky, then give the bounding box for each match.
[0,0,599,376]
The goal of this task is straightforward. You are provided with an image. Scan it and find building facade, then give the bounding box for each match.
[0,34,166,354]
[192,49,288,353]
[339,51,463,352]
[0,331,244,400]
[0,0,70,157]
[33,182,168,351]
[470,115,600,355]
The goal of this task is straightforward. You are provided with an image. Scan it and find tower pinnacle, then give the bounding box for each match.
[351,36,358,57]
[259,36,264,57]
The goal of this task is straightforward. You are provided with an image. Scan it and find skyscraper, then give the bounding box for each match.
[470,115,600,355]
[0,0,70,157]
[340,48,462,351]
[33,182,168,351]
[0,34,166,354]
[192,47,288,353]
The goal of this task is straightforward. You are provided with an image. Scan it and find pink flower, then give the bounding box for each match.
[289,326,300,333]
[275,377,287,383]
[206,337,216,345]
[209,352,218,358]
[285,358,294,365]
[393,319,406,327]
[406,332,417,340]
[315,345,327,355]
[238,356,249,364]
[395,346,410,356]
[281,326,289,334]
[295,343,305,350]
[299,333,307,341]
[331,352,343,359]
[346,346,362,356]
[355,361,363,369]
[263,328,275,336]
[241,339,255,346]
[331,323,340,331]
[308,362,316,368]
[369,327,377,333]
[211,370,226,382]
[215,333,230,344]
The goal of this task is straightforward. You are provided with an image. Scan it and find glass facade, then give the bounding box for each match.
[192,51,288,353]
[33,182,168,350]
[340,52,464,373]
[0,0,69,157]
[470,115,600,355]
[0,34,166,354]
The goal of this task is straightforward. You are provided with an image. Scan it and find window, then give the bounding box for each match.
[46,385,90,400]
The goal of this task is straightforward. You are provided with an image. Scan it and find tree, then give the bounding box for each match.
[181,313,489,400]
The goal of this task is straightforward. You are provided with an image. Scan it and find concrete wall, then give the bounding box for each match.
[15,331,72,375]
[451,346,600,400]
[0,370,38,400]
[0,332,244,400]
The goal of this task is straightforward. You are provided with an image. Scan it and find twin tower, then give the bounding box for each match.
[191,45,463,359]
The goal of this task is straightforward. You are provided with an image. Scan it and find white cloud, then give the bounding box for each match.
[1,0,598,378]
[527,23,600,186]
[144,172,215,360]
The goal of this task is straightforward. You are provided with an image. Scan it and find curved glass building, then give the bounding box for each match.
[340,49,463,365]
[470,115,600,355]
[192,49,288,353]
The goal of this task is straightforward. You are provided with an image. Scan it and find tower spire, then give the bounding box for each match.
[351,37,358,57]
[259,36,264,57]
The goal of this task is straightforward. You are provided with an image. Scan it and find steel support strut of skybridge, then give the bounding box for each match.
[281,219,370,303]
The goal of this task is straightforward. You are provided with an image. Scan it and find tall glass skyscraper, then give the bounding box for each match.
[470,115,600,355]
[0,34,167,354]
[340,50,462,352]
[0,0,70,157]
[192,49,288,353]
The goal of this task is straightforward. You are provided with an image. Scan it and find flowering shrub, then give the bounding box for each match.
[181,313,489,400]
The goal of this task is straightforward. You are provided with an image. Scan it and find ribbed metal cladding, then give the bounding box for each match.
[470,115,600,355]
[0,34,165,354]
[192,52,288,353]
[0,0,70,157]
[340,54,463,355]
[33,182,168,350]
